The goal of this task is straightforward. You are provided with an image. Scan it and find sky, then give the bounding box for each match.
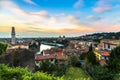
[0,0,120,38]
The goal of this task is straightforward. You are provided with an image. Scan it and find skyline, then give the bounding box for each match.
[0,0,120,38]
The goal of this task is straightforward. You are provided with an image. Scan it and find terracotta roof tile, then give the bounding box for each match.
[35,55,55,60]
[102,51,110,56]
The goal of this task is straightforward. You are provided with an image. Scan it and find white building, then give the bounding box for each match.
[40,42,63,54]
[40,44,56,53]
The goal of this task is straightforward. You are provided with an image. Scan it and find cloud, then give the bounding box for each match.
[93,0,112,13]
[103,23,120,32]
[0,0,94,35]
[74,0,83,8]
[31,10,49,18]
[93,6,111,13]
[24,0,37,5]
[87,15,102,21]
[2,0,120,37]
[0,0,19,9]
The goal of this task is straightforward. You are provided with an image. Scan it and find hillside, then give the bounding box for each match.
[80,32,120,40]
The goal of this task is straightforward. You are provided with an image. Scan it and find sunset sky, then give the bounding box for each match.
[0,0,120,38]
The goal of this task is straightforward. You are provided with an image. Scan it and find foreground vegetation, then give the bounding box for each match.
[0,42,8,55]
[63,67,91,80]
[0,64,92,80]
[0,64,63,80]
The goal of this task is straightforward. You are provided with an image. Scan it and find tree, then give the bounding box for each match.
[89,44,93,52]
[13,50,18,67]
[108,45,120,73]
[80,52,87,60]
[0,64,62,80]
[0,42,8,55]
[85,44,98,76]
[85,45,97,66]
[92,66,113,80]
[110,45,120,59]
[68,54,81,67]
[38,60,57,74]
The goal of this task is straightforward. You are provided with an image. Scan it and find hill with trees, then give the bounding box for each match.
[79,32,120,42]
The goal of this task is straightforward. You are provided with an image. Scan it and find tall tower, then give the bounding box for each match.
[11,27,16,44]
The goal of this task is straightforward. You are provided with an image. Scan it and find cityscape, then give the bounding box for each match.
[0,0,120,80]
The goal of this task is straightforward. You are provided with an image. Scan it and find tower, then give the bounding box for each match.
[11,27,16,44]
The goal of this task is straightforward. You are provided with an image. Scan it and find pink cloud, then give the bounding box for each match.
[93,0,112,13]
[103,24,120,32]
[93,6,111,13]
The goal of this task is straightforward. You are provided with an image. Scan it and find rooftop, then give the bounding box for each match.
[101,39,120,45]
[35,54,55,61]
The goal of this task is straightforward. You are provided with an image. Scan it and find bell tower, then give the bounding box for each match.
[11,26,16,44]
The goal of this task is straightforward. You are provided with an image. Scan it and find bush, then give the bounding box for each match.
[0,64,63,80]
[0,42,8,55]
[63,67,91,80]
[68,54,81,67]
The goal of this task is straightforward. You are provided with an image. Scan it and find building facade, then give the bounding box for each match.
[100,39,120,51]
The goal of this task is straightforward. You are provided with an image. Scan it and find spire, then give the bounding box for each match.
[11,27,15,35]
[11,26,16,44]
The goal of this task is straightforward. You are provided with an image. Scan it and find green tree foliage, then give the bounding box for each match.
[63,67,91,80]
[80,52,87,60]
[38,60,56,73]
[114,72,120,80]
[85,45,97,66]
[0,42,8,55]
[89,44,93,52]
[36,60,67,77]
[87,45,120,80]
[110,45,120,59]
[108,45,120,75]
[13,50,18,67]
[0,64,63,80]
[54,65,67,77]
[29,41,39,51]
[91,66,113,80]
[85,51,97,66]
[68,54,81,67]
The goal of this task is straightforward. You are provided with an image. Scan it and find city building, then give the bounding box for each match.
[40,42,63,53]
[35,48,66,67]
[100,39,120,51]
[94,39,120,65]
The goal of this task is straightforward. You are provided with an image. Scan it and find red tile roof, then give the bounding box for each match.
[35,48,66,61]
[56,51,66,60]
[102,51,110,56]
[43,48,62,54]
[35,50,66,60]
[35,54,55,61]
